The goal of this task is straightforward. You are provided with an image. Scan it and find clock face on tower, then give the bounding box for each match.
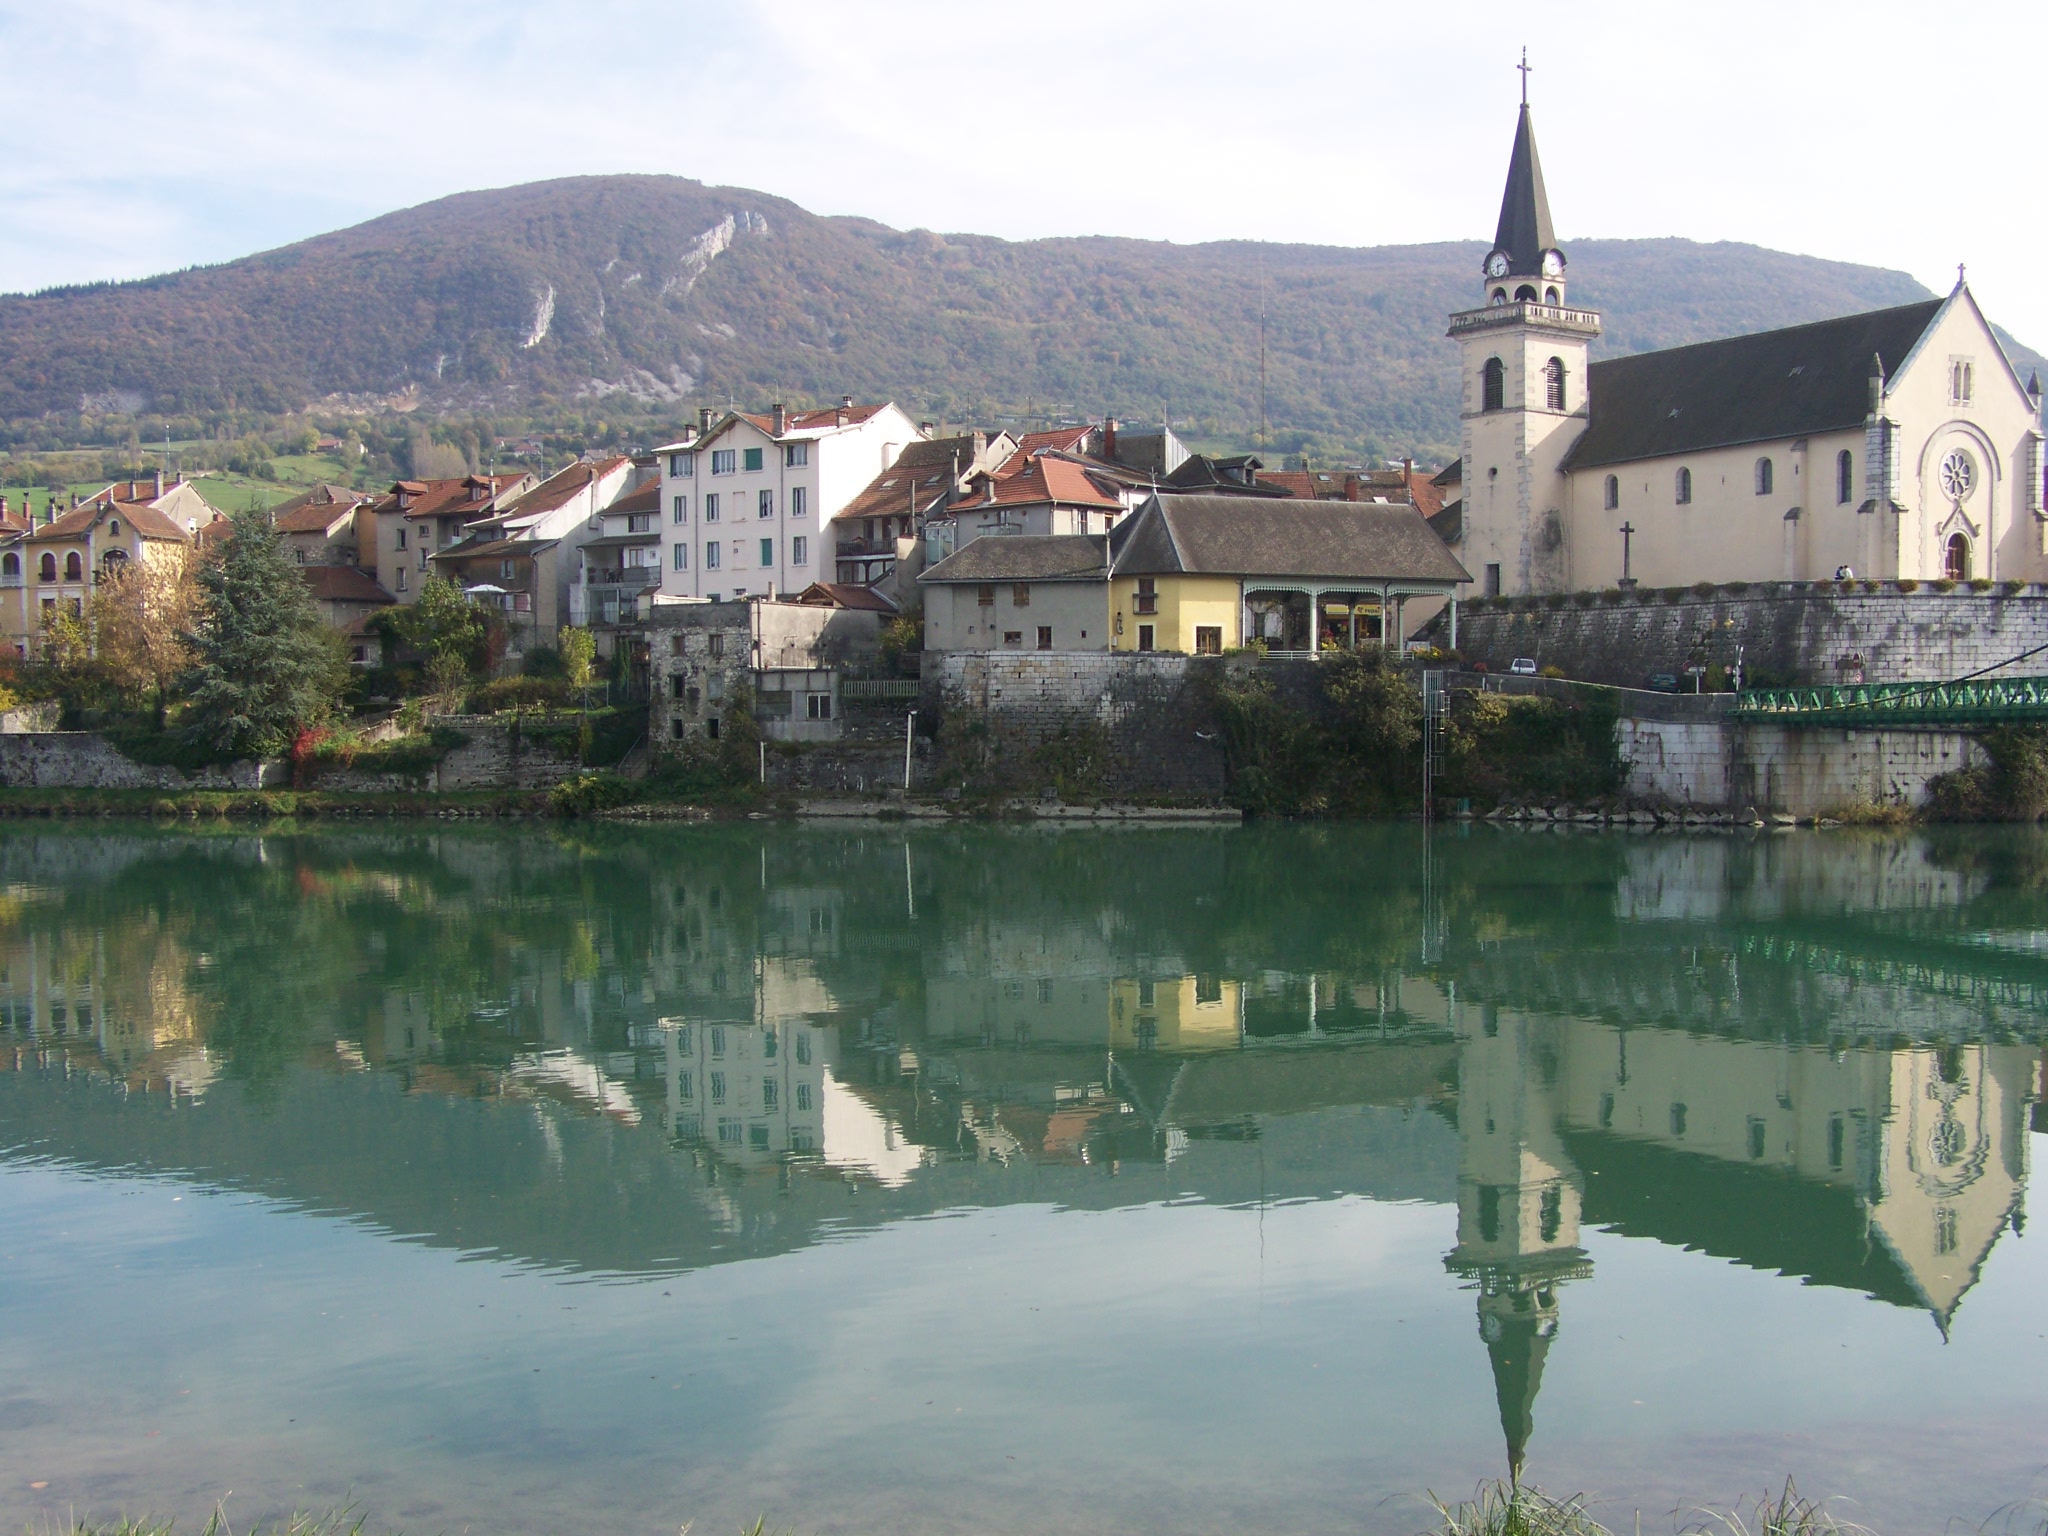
[1541,250,1564,278]
[1485,252,1509,278]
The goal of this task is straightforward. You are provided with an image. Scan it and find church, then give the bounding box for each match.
[1441,89,2047,597]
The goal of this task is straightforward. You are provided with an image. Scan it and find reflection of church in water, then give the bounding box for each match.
[1450,1002,2033,1477]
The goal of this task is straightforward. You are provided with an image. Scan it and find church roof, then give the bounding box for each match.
[1492,103,1557,277]
[1564,299,1945,471]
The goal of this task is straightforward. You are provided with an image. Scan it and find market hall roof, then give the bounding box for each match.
[919,533,1110,584]
[1109,494,1471,585]
[1563,299,1945,471]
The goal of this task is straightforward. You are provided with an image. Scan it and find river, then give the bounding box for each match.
[1,822,2044,1534]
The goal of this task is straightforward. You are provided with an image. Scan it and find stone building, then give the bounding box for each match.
[1445,89,2046,596]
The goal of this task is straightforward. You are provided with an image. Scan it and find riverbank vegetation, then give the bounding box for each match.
[1925,725,2048,821]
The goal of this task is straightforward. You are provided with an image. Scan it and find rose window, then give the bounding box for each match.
[1939,450,1976,501]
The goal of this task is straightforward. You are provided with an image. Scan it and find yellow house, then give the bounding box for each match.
[1107,492,1470,655]
[3,479,221,656]
[1108,973,1243,1053]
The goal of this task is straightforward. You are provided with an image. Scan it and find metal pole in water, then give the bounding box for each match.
[903,710,918,791]
[759,740,766,783]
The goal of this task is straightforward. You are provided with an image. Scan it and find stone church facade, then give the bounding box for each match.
[1443,96,2047,597]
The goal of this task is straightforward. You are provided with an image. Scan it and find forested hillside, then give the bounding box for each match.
[0,174,2020,461]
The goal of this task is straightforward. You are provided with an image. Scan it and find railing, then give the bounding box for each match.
[836,540,896,558]
[1447,299,1602,335]
[584,568,660,590]
[1734,675,2048,727]
[840,678,920,703]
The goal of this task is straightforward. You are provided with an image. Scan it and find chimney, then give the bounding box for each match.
[918,420,935,437]
[772,402,787,435]
[840,394,854,410]
[69,493,78,510]
[699,406,714,435]
[1103,417,1118,462]
[153,469,164,499]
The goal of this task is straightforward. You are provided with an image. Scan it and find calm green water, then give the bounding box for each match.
[2,823,2046,1535]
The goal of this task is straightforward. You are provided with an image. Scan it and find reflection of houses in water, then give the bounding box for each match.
[1445,1000,2035,1477]
[0,924,214,1097]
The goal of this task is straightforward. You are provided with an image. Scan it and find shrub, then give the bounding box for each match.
[1660,587,1687,604]
[473,675,571,713]
[1691,580,1718,597]
[1929,578,1956,593]
[1969,577,1994,592]
[1543,593,1568,609]
[1894,578,1919,593]
[549,771,634,816]
[1538,665,1565,679]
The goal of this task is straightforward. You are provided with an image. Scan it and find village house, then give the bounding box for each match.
[434,456,642,654]
[832,429,1016,590]
[273,484,375,566]
[299,564,395,666]
[1106,493,1471,655]
[365,472,534,604]
[658,398,925,604]
[918,534,1113,653]
[571,477,662,628]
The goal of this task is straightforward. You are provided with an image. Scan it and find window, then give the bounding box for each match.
[627,514,653,534]
[785,443,809,468]
[108,519,120,537]
[673,543,688,571]
[1036,625,1052,650]
[1935,1207,1959,1256]
[790,486,807,518]
[1827,1114,1845,1170]
[1603,474,1619,510]
[795,1033,811,1065]
[419,549,430,571]
[976,584,995,607]
[705,543,720,570]
[708,631,725,658]
[807,693,832,719]
[1950,359,1974,405]
[396,567,408,592]
[763,1079,778,1111]
[1670,1102,1688,1137]
[1514,284,1537,301]
[1134,576,1158,614]
[1484,563,1501,597]
[704,493,720,522]
[795,1083,812,1112]
[670,451,695,477]
[1545,357,1567,411]
[1598,1093,1614,1129]
[791,536,808,566]
[1747,1117,1767,1160]
[709,1071,726,1103]
[1012,583,1030,606]
[672,495,688,524]
[1836,449,1854,504]
[1195,625,1222,655]
[677,1071,693,1101]
[1755,457,1774,495]
[1,553,15,577]
[1482,356,1505,413]
[1137,623,1155,652]
[710,449,736,475]
[1945,533,1971,581]
[1675,466,1692,504]
[759,537,774,567]
[758,489,773,519]
[38,552,54,581]
[743,447,764,472]
[64,552,81,580]
[1539,1185,1562,1244]
[395,528,408,550]
[1478,1186,1501,1244]
[1002,630,1022,647]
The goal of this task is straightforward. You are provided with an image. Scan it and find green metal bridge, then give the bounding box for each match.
[1732,675,2048,727]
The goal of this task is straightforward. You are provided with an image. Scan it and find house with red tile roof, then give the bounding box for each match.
[273,484,376,567]
[299,563,396,666]
[923,455,1127,574]
[656,397,924,603]
[433,456,643,652]
[830,430,1017,591]
[364,471,535,606]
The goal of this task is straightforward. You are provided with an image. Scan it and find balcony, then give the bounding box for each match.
[1447,299,1602,338]
[583,567,660,590]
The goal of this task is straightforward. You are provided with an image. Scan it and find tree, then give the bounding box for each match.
[559,626,596,762]
[373,575,486,683]
[95,551,199,725]
[183,507,347,756]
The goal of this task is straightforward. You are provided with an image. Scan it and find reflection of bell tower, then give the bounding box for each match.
[1446,1004,1592,1482]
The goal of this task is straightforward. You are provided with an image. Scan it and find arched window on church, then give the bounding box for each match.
[1603,474,1619,511]
[1482,357,1505,413]
[1945,534,1970,581]
[1675,467,1693,504]
[1544,287,1560,305]
[1514,285,1538,302]
[1544,357,1567,412]
[1836,449,1854,505]
[1755,457,1774,496]
[1490,288,1507,306]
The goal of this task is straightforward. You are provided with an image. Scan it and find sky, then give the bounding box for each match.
[2,0,2042,349]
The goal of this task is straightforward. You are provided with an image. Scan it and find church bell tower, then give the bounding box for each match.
[1449,58,1600,598]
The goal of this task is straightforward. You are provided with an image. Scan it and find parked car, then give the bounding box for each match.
[1647,673,1680,693]
[1509,657,1539,675]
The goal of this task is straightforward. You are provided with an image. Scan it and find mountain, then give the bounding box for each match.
[0,174,2025,460]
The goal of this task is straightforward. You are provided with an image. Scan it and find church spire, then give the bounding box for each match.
[1482,56,1567,302]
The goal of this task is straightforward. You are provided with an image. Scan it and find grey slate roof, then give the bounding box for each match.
[918,533,1109,584]
[1565,299,1943,470]
[1111,494,1470,584]
[1492,103,1556,277]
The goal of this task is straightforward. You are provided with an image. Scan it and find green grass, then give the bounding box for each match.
[1423,1480,1874,1536]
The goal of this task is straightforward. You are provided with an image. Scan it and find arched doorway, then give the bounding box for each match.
[1944,534,1970,582]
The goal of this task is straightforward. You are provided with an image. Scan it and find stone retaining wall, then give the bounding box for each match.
[1619,719,1985,815]
[1437,587,2048,687]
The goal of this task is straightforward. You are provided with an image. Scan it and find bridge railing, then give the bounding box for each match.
[1733,675,2048,726]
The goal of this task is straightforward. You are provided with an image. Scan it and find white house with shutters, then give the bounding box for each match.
[657,399,926,602]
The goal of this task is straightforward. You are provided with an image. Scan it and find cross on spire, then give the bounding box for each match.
[1518,47,1531,105]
